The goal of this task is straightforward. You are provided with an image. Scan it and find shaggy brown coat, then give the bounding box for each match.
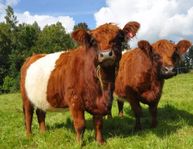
[113,39,191,130]
[20,21,140,144]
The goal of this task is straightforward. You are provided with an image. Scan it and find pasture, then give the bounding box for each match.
[0,72,193,149]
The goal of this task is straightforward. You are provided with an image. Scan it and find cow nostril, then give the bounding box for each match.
[109,51,113,56]
[161,67,169,73]
[100,53,104,57]
[162,67,168,72]
[162,66,175,73]
[165,67,169,71]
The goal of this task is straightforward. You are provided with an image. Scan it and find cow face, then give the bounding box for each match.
[152,40,192,79]
[72,22,140,68]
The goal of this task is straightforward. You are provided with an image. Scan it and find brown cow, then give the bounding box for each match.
[20,21,140,144]
[112,39,191,130]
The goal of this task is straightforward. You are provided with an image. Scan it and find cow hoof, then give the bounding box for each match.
[26,132,32,139]
[98,139,106,145]
[40,130,46,134]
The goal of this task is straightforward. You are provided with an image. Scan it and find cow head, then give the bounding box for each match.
[72,21,140,68]
[139,40,192,79]
[153,40,192,79]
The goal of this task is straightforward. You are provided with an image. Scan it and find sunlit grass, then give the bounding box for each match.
[0,72,193,149]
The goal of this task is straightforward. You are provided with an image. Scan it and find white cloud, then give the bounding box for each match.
[0,1,75,33]
[16,11,75,33]
[95,0,193,47]
[6,0,20,6]
[160,7,193,37]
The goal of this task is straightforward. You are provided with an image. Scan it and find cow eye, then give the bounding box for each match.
[109,40,115,46]
[90,37,97,46]
[153,54,160,60]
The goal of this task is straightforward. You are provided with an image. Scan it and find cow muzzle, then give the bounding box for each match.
[98,49,115,67]
[160,66,177,79]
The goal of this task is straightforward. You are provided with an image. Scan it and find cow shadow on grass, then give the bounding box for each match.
[46,113,134,142]
[152,104,193,137]
[47,117,73,130]
[95,104,193,141]
[46,104,193,142]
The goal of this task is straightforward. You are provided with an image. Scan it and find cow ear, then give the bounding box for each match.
[71,29,91,46]
[176,40,192,55]
[122,21,140,40]
[138,40,152,56]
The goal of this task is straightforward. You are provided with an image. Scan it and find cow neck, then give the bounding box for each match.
[82,48,114,115]
[84,47,115,94]
[150,58,164,97]
[96,65,115,92]
[152,60,164,82]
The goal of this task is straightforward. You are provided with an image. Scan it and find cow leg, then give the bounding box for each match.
[70,108,85,144]
[149,103,158,128]
[130,100,142,130]
[107,90,114,119]
[23,100,34,137]
[93,115,105,144]
[36,108,46,133]
[107,105,112,119]
[117,100,124,117]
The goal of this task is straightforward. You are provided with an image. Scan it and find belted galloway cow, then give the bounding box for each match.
[20,21,140,144]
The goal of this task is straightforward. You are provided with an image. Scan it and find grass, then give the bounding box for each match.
[0,72,193,149]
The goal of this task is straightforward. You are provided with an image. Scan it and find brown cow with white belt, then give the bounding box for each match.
[112,39,191,130]
[20,21,140,144]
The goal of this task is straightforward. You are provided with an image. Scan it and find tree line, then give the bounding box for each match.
[0,6,192,93]
[0,6,89,93]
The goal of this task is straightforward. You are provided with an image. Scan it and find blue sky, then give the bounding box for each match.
[0,0,193,45]
[13,0,106,29]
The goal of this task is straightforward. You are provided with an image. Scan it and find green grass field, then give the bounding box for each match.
[0,72,193,149]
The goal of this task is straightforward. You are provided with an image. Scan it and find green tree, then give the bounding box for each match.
[13,22,40,56]
[73,22,89,31]
[0,6,76,93]
[8,22,41,81]
[0,6,41,93]
[177,45,193,73]
[2,76,17,93]
[4,5,18,30]
[0,6,19,92]
[0,23,12,88]
[186,45,193,69]
[35,22,75,53]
